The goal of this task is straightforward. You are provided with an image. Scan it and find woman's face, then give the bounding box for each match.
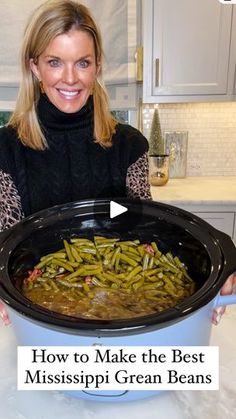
[30,29,100,113]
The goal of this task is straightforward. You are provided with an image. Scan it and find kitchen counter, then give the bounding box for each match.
[151,176,236,206]
[1,306,236,419]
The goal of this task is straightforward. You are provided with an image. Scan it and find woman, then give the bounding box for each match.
[0,0,234,322]
[0,0,151,232]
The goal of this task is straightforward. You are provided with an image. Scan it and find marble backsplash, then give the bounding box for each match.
[0,111,11,127]
[142,102,236,177]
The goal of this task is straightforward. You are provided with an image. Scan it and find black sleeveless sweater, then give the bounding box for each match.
[0,95,148,217]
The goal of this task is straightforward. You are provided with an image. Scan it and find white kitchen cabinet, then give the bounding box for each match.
[192,212,235,238]
[177,205,236,243]
[142,0,236,103]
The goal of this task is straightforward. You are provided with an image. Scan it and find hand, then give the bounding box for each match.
[0,301,10,325]
[212,273,236,325]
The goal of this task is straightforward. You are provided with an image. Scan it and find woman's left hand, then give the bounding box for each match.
[0,301,10,325]
[212,273,236,325]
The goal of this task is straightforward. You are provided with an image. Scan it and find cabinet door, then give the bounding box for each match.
[228,6,236,100]
[143,0,233,102]
[193,212,235,239]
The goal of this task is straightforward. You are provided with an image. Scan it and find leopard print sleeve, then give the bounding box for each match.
[0,170,24,231]
[126,152,152,200]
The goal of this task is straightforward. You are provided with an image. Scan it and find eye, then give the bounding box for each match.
[78,59,90,69]
[48,59,60,67]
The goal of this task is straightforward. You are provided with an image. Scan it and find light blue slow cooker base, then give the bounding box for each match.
[7,299,214,402]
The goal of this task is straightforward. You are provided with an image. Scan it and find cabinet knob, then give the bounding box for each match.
[135,46,143,83]
[155,58,160,87]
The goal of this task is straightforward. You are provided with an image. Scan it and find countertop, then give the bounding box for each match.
[1,306,236,419]
[150,176,236,206]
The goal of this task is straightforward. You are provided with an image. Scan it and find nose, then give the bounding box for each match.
[62,65,78,85]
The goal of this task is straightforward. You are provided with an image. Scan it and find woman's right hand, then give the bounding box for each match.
[212,273,236,325]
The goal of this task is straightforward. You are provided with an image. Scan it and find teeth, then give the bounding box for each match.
[59,90,79,97]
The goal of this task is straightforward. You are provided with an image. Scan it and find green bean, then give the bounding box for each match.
[125,252,142,262]
[46,267,57,274]
[41,252,66,260]
[91,277,107,287]
[111,247,121,266]
[65,266,101,281]
[115,254,120,272]
[142,253,149,270]
[63,240,75,263]
[94,236,119,244]
[147,277,164,286]
[119,253,138,267]
[35,256,53,269]
[58,279,82,288]
[71,238,94,245]
[132,277,144,290]
[144,268,163,277]
[173,256,184,268]
[102,247,112,257]
[137,245,145,257]
[98,272,121,286]
[142,283,163,290]
[48,279,59,291]
[151,242,158,252]
[160,255,179,273]
[125,265,143,281]
[96,243,116,249]
[51,258,74,272]
[81,268,102,276]
[80,253,95,262]
[163,276,177,295]
[118,240,140,246]
[42,272,50,278]
[71,245,83,263]
[82,283,91,292]
[118,244,129,252]
[148,256,154,269]
[62,267,83,280]
[123,274,142,289]
[127,246,140,256]
[154,249,162,258]
[79,247,97,254]
[36,277,46,283]
[68,261,81,268]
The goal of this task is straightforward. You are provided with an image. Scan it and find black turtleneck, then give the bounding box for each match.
[0,95,148,216]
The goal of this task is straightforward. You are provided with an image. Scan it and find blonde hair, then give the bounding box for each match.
[8,0,117,150]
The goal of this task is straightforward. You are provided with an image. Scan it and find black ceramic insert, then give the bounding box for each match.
[0,198,235,336]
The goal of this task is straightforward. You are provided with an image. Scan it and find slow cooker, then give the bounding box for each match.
[0,198,236,402]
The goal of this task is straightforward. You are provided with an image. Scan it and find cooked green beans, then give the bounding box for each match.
[22,235,196,320]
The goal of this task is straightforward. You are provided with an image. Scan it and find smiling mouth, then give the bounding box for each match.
[57,89,81,98]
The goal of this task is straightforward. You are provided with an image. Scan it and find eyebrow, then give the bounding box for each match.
[44,54,93,60]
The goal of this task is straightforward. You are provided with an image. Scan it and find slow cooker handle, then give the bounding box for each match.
[213,228,236,280]
[214,294,236,307]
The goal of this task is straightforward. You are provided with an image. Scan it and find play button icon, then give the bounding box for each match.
[110,200,128,219]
